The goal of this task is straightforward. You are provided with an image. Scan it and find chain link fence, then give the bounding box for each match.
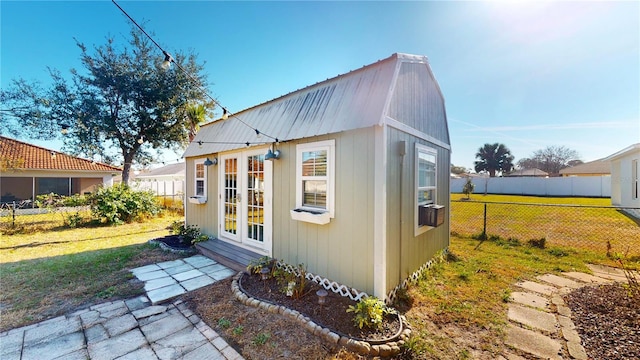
[451,200,640,258]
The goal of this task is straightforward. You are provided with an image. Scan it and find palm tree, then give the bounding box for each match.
[186,104,206,142]
[474,143,514,177]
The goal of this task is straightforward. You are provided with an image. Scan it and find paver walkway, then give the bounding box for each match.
[502,264,631,360]
[1,255,243,360]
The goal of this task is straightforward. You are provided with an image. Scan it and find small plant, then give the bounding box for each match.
[252,332,271,345]
[462,177,475,200]
[527,237,546,249]
[548,248,569,257]
[64,212,84,228]
[246,256,275,275]
[169,220,205,246]
[501,289,511,303]
[276,264,310,300]
[217,317,231,328]
[347,296,396,330]
[232,325,244,335]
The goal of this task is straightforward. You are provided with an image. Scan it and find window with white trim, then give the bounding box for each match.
[295,140,335,217]
[194,160,206,197]
[415,144,437,234]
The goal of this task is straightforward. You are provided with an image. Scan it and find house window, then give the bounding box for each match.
[633,159,638,199]
[295,140,335,217]
[415,144,437,234]
[194,160,206,197]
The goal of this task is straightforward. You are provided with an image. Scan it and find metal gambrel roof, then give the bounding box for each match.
[184,53,443,157]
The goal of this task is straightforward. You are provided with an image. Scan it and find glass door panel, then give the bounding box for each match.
[246,154,265,243]
[222,157,239,240]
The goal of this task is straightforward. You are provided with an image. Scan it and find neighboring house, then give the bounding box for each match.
[183,53,451,301]
[132,162,186,198]
[506,168,549,177]
[0,136,120,203]
[605,143,640,218]
[559,159,610,177]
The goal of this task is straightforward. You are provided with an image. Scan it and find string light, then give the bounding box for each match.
[137,135,145,144]
[111,0,281,144]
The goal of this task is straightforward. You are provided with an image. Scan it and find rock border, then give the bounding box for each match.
[148,238,197,255]
[230,272,411,357]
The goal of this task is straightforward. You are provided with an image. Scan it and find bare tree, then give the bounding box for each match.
[517,146,580,176]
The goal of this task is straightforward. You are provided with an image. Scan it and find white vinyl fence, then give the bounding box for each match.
[451,176,611,197]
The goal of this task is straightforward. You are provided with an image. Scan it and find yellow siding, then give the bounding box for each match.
[385,127,450,293]
[185,157,218,236]
[272,127,376,294]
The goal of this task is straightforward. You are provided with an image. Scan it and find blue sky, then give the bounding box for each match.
[2,0,639,170]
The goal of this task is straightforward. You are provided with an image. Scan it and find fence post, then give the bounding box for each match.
[483,203,487,239]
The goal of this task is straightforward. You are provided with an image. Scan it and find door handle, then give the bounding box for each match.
[236,193,242,202]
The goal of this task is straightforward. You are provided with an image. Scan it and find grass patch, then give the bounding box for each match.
[0,214,185,331]
[450,194,640,258]
[400,234,616,358]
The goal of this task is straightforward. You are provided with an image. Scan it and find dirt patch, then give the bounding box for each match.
[564,283,639,360]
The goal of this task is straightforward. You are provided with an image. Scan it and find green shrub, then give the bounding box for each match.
[528,237,546,249]
[169,220,207,246]
[347,296,396,330]
[89,184,161,225]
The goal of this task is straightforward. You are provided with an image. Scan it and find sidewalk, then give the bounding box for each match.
[1,255,243,360]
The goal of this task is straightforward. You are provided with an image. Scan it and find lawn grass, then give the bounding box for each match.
[401,234,609,359]
[0,213,185,331]
[450,194,640,259]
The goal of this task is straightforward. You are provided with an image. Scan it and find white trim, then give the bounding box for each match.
[414,144,438,237]
[294,139,336,219]
[373,124,387,299]
[218,154,241,243]
[384,116,451,151]
[194,159,206,197]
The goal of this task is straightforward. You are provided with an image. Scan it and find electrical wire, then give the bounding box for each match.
[111,0,280,143]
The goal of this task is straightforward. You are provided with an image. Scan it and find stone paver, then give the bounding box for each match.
[537,274,582,289]
[7,255,243,360]
[505,325,562,360]
[510,291,550,310]
[507,304,557,333]
[561,271,612,284]
[515,280,557,296]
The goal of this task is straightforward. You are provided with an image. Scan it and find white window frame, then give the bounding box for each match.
[415,144,437,236]
[194,159,207,198]
[294,139,335,218]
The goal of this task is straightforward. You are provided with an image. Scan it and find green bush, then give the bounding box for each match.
[89,184,161,225]
[169,220,208,246]
[347,296,396,330]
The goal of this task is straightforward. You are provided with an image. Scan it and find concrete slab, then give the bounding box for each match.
[567,341,588,360]
[184,255,218,268]
[557,315,575,330]
[151,326,208,359]
[131,264,161,276]
[199,263,230,275]
[181,275,216,291]
[125,295,151,312]
[173,269,205,282]
[508,304,558,333]
[147,284,186,304]
[505,325,562,360]
[144,276,178,292]
[140,313,192,343]
[0,329,25,356]
[135,269,170,282]
[132,305,168,320]
[156,259,186,270]
[182,342,225,360]
[88,329,148,360]
[510,292,550,310]
[586,265,629,282]
[21,331,85,360]
[561,271,612,284]
[209,268,237,281]
[103,314,138,337]
[164,263,196,275]
[114,345,159,360]
[536,274,581,289]
[514,280,557,296]
[0,351,21,360]
[85,324,109,344]
[23,316,81,346]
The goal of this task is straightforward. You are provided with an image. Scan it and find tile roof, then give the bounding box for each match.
[0,136,121,173]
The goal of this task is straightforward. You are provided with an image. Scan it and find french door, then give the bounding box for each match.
[219,149,272,254]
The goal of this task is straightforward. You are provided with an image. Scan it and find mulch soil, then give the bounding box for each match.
[564,283,639,360]
[239,272,401,341]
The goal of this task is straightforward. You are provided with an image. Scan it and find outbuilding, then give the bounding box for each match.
[183,53,451,301]
[606,143,640,219]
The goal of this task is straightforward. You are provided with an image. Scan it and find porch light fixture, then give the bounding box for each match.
[203,157,217,166]
[316,289,328,306]
[265,148,281,161]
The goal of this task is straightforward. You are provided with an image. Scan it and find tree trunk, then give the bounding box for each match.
[121,152,135,186]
